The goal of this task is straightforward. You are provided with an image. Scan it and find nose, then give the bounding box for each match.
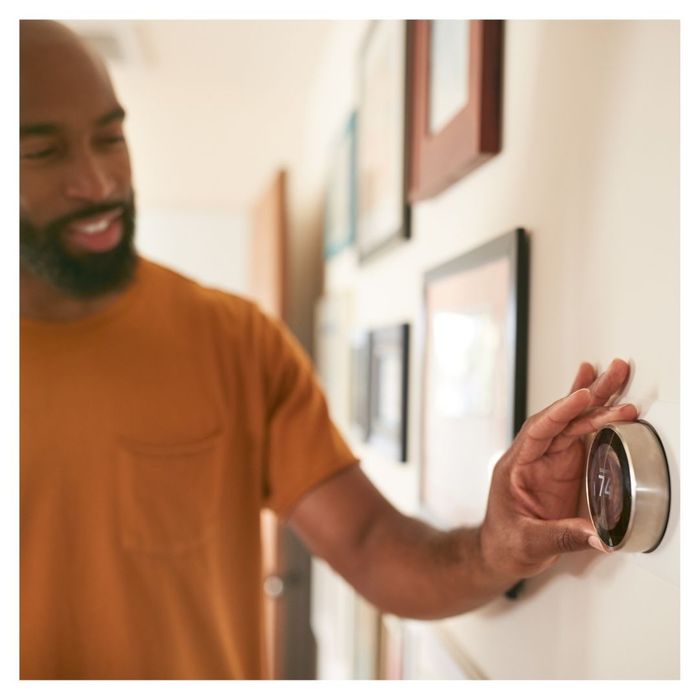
[63,148,118,203]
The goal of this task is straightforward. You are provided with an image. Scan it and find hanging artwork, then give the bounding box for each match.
[377,615,404,680]
[421,229,528,527]
[324,112,357,259]
[407,20,504,201]
[349,329,371,441]
[314,291,353,427]
[368,323,410,462]
[356,20,410,261]
[402,622,487,680]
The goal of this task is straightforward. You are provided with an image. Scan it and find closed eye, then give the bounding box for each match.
[96,134,126,148]
[21,146,58,160]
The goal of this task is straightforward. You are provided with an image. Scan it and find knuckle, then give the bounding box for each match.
[522,414,537,433]
[557,529,581,553]
[509,462,525,484]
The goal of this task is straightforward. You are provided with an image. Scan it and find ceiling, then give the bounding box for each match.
[65,20,335,213]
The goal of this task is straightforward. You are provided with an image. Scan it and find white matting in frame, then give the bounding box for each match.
[421,229,529,527]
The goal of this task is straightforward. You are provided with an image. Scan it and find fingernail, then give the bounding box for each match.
[588,535,608,553]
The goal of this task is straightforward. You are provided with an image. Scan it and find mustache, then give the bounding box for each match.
[48,200,130,233]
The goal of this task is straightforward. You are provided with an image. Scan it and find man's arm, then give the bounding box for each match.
[288,464,510,618]
[287,359,637,620]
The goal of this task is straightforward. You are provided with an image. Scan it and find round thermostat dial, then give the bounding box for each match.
[585,421,670,553]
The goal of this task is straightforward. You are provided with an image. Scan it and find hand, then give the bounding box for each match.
[479,359,638,582]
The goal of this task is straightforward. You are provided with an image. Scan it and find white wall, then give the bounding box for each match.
[135,207,250,296]
[296,20,679,680]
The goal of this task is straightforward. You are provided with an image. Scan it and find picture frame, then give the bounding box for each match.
[368,323,410,462]
[407,20,504,202]
[420,229,528,527]
[349,329,371,441]
[352,594,380,679]
[356,20,410,262]
[402,622,487,680]
[310,558,357,679]
[377,615,404,680]
[313,291,353,427]
[323,112,357,259]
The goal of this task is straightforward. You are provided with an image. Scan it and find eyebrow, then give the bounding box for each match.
[20,106,126,137]
[96,106,126,127]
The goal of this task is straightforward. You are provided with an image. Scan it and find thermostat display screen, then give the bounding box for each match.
[586,427,633,547]
[587,443,624,530]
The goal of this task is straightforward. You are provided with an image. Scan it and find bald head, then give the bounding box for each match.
[20,21,119,120]
[20,20,106,63]
[20,20,136,300]
[21,18,91,48]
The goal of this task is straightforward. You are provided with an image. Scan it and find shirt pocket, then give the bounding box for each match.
[117,430,225,555]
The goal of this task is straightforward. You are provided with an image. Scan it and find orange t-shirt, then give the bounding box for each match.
[20,258,357,679]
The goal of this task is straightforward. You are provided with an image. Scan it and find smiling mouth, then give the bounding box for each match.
[64,208,125,252]
[67,208,123,234]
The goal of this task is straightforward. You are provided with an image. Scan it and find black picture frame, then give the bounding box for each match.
[368,323,410,462]
[420,229,529,527]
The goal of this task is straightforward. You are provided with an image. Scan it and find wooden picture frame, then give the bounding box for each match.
[408,20,504,202]
[356,20,410,262]
[324,112,357,259]
[368,323,410,462]
[420,229,528,527]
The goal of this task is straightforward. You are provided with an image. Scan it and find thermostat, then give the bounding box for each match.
[585,421,670,553]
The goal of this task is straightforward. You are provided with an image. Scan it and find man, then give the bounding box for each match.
[19,20,637,680]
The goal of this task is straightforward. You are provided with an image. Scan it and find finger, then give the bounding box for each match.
[527,517,599,559]
[587,358,631,407]
[569,362,597,394]
[518,389,592,463]
[548,402,639,453]
[527,388,592,442]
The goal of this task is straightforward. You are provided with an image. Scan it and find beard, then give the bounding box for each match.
[20,194,138,298]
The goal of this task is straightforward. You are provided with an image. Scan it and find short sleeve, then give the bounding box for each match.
[256,309,359,518]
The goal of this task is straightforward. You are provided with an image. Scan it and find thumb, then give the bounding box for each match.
[530,517,602,557]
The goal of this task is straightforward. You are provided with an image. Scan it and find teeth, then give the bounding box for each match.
[76,218,111,235]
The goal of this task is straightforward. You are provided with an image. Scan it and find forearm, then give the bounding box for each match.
[330,510,518,620]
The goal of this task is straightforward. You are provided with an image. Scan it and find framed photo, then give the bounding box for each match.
[349,329,371,441]
[421,229,528,527]
[324,112,357,259]
[402,622,487,680]
[377,615,404,680]
[408,20,504,202]
[357,20,410,261]
[368,324,410,462]
[352,594,380,679]
[310,559,357,680]
[314,292,353,427]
